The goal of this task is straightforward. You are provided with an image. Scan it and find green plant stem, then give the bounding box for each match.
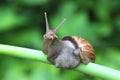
[0,44,120,79]
[0,44,48,63]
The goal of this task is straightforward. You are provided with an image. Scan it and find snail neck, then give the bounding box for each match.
[42,38,58,54]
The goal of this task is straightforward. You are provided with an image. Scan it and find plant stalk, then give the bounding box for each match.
[0,44,120,79]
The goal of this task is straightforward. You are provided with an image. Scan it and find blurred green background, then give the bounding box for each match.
[0,0,120,80]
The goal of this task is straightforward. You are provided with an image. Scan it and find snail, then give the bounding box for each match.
[42,12,95,69]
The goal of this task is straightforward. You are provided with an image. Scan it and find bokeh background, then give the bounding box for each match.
[0,0,120,80]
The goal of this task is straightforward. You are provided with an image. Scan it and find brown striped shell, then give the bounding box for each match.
[72,36,95,63]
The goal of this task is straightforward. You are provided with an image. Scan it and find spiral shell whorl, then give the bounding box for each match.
[72,36,95,62]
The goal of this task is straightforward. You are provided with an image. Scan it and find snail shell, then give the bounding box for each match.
[62,36,95,64]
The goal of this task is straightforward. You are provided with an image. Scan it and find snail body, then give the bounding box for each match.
[42,13,95,69]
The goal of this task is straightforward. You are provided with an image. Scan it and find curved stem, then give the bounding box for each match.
[0,44,120,79]
[0,44,48,63]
